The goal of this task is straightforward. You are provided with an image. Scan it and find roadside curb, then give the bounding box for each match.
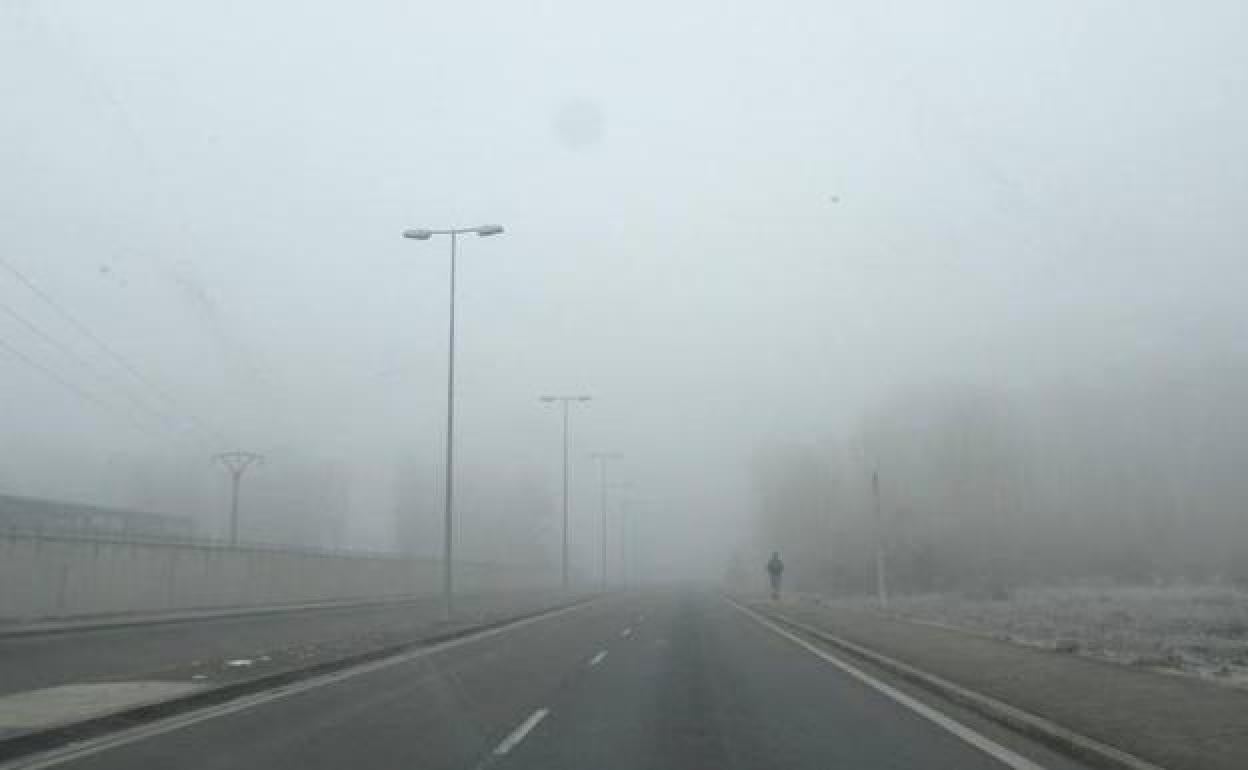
[745,601,1165,770]
[0,594,598,764]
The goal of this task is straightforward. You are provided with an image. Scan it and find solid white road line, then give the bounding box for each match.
[2,601,594,770]
[620,627,632,638]
[588,650,608,667]
[728,599,1046,770]
[493,708,549,755]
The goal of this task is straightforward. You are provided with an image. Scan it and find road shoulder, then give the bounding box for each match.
[0,594,596,764]
[749,595,1248,770]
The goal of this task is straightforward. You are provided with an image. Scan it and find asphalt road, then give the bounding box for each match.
[0,591,568,696]
[12,591,1094,770]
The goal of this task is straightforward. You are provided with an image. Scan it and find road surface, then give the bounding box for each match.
[0,591,569,697]
[8,591,1092,770]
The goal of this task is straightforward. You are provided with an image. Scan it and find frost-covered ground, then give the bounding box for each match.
[816,585,1248,687]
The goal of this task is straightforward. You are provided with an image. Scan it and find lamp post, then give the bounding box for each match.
[540,395,592,588]
[618,496,655,587]
[590,452,623,590]
[402,224,504,619]
[872,468,889,610]
[607,481,634,583]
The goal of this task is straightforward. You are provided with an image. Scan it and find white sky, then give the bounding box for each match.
[3,0,1246,570]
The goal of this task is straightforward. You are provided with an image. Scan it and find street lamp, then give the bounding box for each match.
[619,496,656,587]
[872,468,889,610]
[852,437,889,611]
[540,394,592,589]
[607,481,634,584]
[402,223,504,619]
[590,452,623,591]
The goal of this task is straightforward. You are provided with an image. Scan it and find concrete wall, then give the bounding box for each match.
[0,531,556,621]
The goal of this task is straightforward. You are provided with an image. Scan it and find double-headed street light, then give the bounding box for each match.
[402,224,504,619]
[540,394,592,589]
[619,496,656,587]
[590,452,623,590]
[404,224,504,241]
[606,481,633,584]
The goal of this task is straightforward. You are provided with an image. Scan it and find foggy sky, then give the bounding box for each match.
[3,1,1247,578]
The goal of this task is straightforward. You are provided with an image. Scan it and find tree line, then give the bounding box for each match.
[749,363,1248,596]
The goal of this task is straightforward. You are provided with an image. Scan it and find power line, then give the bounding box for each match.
[0,257,175,405]
[0,257,229,446]
[0,298,176,431]
[0,334,157,438]
[12,16,233,447]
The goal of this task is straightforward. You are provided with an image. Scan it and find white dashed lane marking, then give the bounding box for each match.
[493,708,549,755]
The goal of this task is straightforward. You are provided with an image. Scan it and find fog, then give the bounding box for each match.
[3,1,1247,588]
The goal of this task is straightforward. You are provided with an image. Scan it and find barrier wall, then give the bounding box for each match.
[0,531,556,621]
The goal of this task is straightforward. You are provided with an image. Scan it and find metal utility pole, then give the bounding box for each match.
[541,395,592,589]
[590,452,622,590]
[621,498,633,587]
[402,224,504,619]
[213,451,264,546]
[872,468,889,609]
[607,482,633,584]
[619,496,654,588]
